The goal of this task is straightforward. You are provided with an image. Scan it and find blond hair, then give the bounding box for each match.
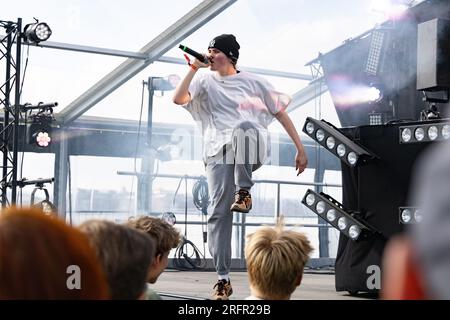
[127,216,180,256]
[245,219,313,299]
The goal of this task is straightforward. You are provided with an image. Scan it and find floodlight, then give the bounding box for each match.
[23,21,52,43]
[302,189,375,241]
[399,121,450,144]
[303,117,377,167]
[28,117,53,148]
[399,207,422,224]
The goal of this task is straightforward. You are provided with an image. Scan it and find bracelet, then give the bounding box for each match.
[189,64,198,71]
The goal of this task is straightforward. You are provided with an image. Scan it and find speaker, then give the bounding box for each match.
[417,18,450,91]
[335,121,436,293]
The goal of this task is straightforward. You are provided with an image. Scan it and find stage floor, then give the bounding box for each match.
[151,270,374,300]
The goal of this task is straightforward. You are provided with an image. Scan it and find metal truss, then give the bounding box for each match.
[0,18,22,206]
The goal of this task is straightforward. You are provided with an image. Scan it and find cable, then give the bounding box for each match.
[171,176,208,270]
[173,235,207,270]
[19,44,30,97]
[192,176,209,215]
[192,176,209,249]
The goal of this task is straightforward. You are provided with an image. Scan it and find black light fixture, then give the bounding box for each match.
[399,121,450,144]
[28,122,52,148]
[23,102,57,148]
[24,178,57,216]
[303,117,377,167]
[301,189,375,241]
[23,20,52,43]
[399,207,423,224]
[27,112,54,148]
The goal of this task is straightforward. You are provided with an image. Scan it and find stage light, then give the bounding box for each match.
[28,119,53,148]
[442,125,450,139]
[302,189,375,241]
[23,21,52,43]
[399,207,422,224]
[34,199,58,216]
[367,86,382,102]
[331,83,384,106]
[414,127,425,141]
[369,112,385,125]
[399,121,450,144]
[303,117,377,167]
[365,30,386,76]
[31,185,57,216]
[326,136,336,149]
[151,74,181,91]
[349,225,362,240]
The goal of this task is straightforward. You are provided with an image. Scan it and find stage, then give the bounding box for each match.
[151,270,375,300]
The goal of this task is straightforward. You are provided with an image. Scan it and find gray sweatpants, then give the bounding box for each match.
[206,121,266,276]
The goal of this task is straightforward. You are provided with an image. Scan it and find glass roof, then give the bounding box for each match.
[2,0,393,126]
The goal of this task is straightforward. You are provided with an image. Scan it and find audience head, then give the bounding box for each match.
[79,219,155,299]
[0,207,109,299]
[245,218,313,299]
[127,215,180,283]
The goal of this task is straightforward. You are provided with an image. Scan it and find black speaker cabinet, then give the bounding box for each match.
[417,18,450,91]
[335,121,437,293]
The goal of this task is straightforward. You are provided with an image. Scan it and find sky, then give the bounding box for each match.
[1,0,411,191]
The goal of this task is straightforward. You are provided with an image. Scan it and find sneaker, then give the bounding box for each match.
[212,279,233,300]
[230,189,252,213]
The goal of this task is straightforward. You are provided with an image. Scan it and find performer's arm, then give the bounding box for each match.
[173,58,209,105]
[274,110,308,175]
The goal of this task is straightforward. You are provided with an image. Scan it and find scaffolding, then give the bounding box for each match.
[0,18,22,207]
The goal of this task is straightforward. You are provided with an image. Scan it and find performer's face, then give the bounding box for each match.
[207,48,231,71]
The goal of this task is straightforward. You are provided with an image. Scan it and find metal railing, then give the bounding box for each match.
[77,172,342,261]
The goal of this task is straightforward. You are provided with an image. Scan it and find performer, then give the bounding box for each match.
[173,34,308,300]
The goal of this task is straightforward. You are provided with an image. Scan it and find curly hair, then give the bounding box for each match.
[127,216,181,256]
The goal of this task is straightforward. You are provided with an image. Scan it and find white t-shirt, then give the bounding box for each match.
[183,71,291,160]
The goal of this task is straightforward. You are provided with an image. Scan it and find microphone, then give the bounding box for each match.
[179,44,209,64]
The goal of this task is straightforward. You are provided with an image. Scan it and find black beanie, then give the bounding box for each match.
[208,34,240,61]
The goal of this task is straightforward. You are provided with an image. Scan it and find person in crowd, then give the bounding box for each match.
[127,215,181,300]
[79,219,156,300]
[244,219,313,300]
[0,207,109,299]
